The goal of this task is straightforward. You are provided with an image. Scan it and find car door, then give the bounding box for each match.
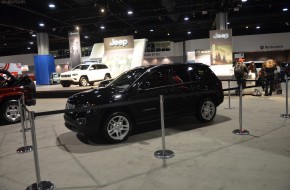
[130,67,174,124]
[91,64,104,81]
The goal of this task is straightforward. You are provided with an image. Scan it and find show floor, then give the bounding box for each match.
[0,85,290,190]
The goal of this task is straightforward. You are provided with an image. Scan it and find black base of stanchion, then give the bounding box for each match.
[26,181,55,190]
[232,129,250,135]
[280,114,290,118]
[154,150,174,159]
[16,146,33,153]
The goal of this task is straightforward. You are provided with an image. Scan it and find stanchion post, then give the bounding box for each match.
[26,111,55,190]
[16,96,33,154]
[225,79,235,109]
[233,81,250,135]
[281,77,290,118]
[20,95,31,133]
[154,95,174,159]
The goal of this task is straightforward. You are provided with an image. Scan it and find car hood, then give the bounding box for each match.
[67,86,126,106]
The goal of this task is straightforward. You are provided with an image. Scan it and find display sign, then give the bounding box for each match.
[210,29,233,65]
[0,63,22,75]
[68,31,82,68]
[104,35,134,50]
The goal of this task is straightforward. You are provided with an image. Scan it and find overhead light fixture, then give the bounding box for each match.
[187,31,191,34]
[100,26,105,29]
[29,42,34,45]
[100,8,105,13]
[246,26,249,29]
[242,0,247,2]
[127,10,133,15]
[84,36,89,39]
[286,22,289,26]
[283,8,288,12]
[48,2,55,8]
[4,43,7,46]
[234,7,239,11]
[32,34,36,37]
[256,26,260,29]
[227,22,230,25]
[167,33,170,36]
[135,30,138,34]
[202,11,207,15]
[39,23,45,27]
[27,47,31,50]
[150,29,154,32]
[76,26,79,30]
[184,16,189,21]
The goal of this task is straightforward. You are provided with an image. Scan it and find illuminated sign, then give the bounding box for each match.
[212,33,229,39]
[110,39,128,47]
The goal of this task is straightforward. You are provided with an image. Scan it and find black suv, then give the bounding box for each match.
[64,63,224,143]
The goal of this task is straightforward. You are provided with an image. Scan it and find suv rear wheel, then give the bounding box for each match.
[104,74,111,80]
[196,98,216,123]
[79,76,88,86]
[102,112,132,143]
[1,100,21,124]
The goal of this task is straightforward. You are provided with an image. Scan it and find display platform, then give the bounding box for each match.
[36,83,99,98]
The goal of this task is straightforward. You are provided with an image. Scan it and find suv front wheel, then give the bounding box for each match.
[79,76,88,86]
[102,112,132,143]
[196,98,216,123]
[1,100,21,124]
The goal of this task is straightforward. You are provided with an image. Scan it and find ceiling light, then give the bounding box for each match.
[4,43,7,46]
[76,26,79,30]
[48,2,55,8]
[283,8,288,12]
[150,29,154,32]
[256,26,260,29]
[27,47,31,50]
[234,7,239,11]
[100,26,105,29]
[127,10,133,15]
[135,30,138,34]
[29,42,34,45]
[39,23,45,27]
[187,31,191,34]
[101,8,105,13]
[32,34,36,37]
[184,17,189,21]
[242,0,247,2]
[84,36,89,39]
[202,11,207,15]
[227,22,230,25]
[246,26,249,29]
[167,33,170,36]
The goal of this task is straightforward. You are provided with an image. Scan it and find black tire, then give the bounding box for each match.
[61,83,70,87]
[79,76,88,86]
[196,98,216,123]
[102,112,132,143]
[104,74,111,80]
[1,100,21,124]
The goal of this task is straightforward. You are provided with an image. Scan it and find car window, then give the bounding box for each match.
[73,65,90,70]
[189,66,208,81]
[171,65,190,84]
[141,68,170,89]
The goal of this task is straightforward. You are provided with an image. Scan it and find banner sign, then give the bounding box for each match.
[68,31,82,68]
[0,63,22,75]
[210,29,232,65]
[104,35,134,50]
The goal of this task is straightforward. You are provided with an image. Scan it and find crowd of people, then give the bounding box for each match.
[234,58,288,96]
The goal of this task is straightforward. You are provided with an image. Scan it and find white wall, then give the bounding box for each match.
[0,54,36,66]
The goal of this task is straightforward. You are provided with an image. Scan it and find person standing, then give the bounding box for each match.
[234,58,248,95]
[263,59,277,96]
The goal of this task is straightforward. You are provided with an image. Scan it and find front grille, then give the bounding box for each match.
[61,74,71,78]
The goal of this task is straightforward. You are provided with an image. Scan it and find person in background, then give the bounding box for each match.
[263,59,277,96]
[234,58,248,95]
[248,61,257,76]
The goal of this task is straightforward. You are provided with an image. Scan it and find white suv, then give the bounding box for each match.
[60,62,111,87]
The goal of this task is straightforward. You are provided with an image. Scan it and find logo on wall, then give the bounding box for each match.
[260,45,283,50]
[212,33,229,39]
[110,39,128,47]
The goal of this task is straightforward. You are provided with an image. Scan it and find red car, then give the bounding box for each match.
[0,69,36,124]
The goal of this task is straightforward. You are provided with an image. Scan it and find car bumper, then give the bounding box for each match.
[64,113,101,137]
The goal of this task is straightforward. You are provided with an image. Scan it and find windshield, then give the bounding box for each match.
[73,65,90,70]
[109,67,148,89]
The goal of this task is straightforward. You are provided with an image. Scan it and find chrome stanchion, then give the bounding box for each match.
[20,95,31,133]
[154,95,174,159]
[26,111,55,190]
[233,83,250,135]
[225,79,235,109]
[16,96,33,154]
[281,77,290,118]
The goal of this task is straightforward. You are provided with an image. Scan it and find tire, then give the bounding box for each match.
[104,74,111,80]
[1,100,21,124]
[61,83,70,87]
[102,112,132,143]
[196,98,216,123]
[79,76,88,86]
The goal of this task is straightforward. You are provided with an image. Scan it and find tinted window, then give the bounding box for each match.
[189,66,209,81]
[171,65,190,84]
[141,68,170,89]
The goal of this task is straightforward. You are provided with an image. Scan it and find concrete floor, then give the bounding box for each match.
[0,84,290,190]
